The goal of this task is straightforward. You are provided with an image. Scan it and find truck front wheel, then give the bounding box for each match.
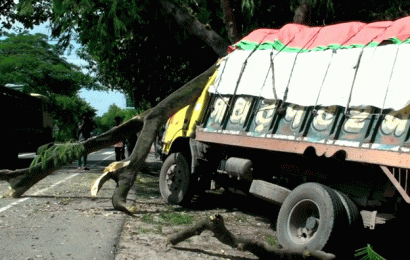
[159,153,192,205]
[276,183,347,252]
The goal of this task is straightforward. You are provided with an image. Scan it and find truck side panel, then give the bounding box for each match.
[197,93,410,202]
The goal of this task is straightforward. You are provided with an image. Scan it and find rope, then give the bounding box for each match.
[313,49,335,114]
[212,56,230,108]
[344,25,392,116]
[270,51,278,102]
[380,43,401,115]
[245,36,298,126]
[219,33,278,128]
[312,27,367,114]
[279,27,323,113]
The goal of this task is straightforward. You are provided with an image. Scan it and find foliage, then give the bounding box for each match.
[70,0,220,107]
[94,104,141,134]
[265,235,278,247]
[159,212,194,225]
[0,32,98,142]
[3,0,410,110]
[355,244,386,260]
[52,95,96,141]
[0,32,99,96]
[30,140,85,169]
[140,212,194,225]
[0,0,52,35]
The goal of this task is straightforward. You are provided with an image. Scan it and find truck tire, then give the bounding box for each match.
[249,180,290,204]
[333,190,361,228]
[159,153,192,205]
[333,189,363,255]
[276,182,346,252]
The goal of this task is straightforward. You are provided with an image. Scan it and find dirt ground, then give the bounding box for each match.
[114,162,279,260]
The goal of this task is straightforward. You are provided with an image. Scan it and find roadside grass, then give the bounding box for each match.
[138,227,154,234]
[141,212,195,226]
[158,212,194,225]
[136,176,158,189]
[141,213,155,224]
[265,235,278,247]
[137,225,164,234]
[139,211,195,235]
[135,174,161,198]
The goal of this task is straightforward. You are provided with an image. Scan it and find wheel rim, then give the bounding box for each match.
[287,199,320,245]
[165,164,184,193]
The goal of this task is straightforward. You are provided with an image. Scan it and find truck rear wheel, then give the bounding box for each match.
[276,182,347,252]
[159,153,192,205]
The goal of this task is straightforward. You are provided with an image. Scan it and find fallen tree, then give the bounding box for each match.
[0,63,218,214]
[169,214,336,260]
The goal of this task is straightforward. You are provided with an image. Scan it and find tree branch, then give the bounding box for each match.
[293,0,312,25]
[159,0,230,57]
[169,214,336,260]
[220,0,240,44]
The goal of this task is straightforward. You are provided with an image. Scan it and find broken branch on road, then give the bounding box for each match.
[169,214,336,260]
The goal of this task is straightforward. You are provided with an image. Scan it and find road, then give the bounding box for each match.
[0,147,147,260]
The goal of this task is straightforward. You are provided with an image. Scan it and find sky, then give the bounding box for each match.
[24,23,127,117]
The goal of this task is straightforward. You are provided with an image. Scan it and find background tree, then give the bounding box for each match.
[0,32,98,96]
[1,0,407,111]
[0,32,98,141]
[9,0,410,111]
[52,95,96,141]
[95,104,140,134]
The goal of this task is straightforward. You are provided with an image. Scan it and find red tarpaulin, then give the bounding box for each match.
[230,16,410,52]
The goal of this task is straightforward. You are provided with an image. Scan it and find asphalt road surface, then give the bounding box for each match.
[0,147,145,260]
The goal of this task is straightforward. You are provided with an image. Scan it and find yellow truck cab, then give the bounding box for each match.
[159,17,410,253]
[161,71,217,156]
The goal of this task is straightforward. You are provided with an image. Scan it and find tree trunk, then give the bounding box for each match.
[169,214,336,260]
[159,0,230,57]
[220,0,240,44]
[1,64,218,214]
[293,0,312,25]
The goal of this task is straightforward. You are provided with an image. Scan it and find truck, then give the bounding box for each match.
[0,85,53,169]
[158,16,410,252]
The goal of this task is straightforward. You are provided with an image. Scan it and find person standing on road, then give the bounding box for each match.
[78,113,96,170]
[114,116,126,161]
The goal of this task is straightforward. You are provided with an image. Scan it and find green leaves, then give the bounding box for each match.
[94,104,139,133]
[52,94,96,142]
[30,141,85,169]
[0,33,98,96]
[355,244,386,260]
[0,32,99,142]
[241,0,256,17]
